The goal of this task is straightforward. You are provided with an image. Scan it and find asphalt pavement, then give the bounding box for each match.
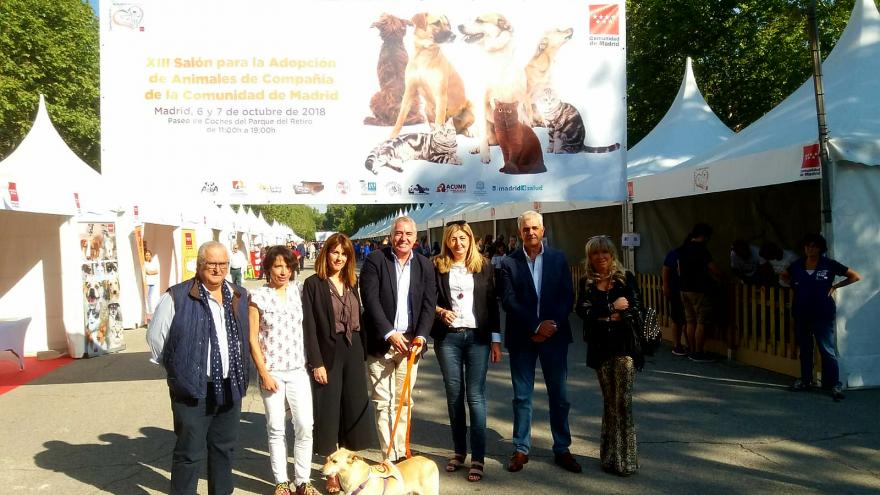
[1,261,878,494]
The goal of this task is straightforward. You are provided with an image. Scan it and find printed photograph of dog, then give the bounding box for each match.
[356,5,624,182]
[525,27,573,126]
[364,13,425,127]
[458,13,543,172]
[107,302,125,350]
[84,276,103,312]
[322,447,439,495]
[388,12,474,139]
[85,306,108,356]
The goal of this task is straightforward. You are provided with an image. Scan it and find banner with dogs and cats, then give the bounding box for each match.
[79,222,126,357]
[101,0,627,204]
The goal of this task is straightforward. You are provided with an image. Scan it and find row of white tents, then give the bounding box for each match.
[0,97,303,357]
[352,0,879,388]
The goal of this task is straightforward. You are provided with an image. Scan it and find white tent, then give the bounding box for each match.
[632,0,879,204]
[631,0,880,387]
[0,96,115,357]
[1,96,109,215]
[827,0,880,388]
[627,58,734,179]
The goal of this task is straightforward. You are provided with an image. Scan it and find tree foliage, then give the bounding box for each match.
[0,0,100,169]
[626,0,857,145]
[322,204,413,236]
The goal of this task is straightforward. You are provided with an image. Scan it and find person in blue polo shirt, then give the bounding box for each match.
[782,233,860,401]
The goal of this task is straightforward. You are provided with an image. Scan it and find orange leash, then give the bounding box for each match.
[386,345,419,460]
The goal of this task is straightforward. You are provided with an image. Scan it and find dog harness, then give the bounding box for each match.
[349,461,403,495]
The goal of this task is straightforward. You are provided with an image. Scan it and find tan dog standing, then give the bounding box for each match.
[458,13,530,163]
[525,27,573,125]
[388,13,474,139]
[321,447,439,495]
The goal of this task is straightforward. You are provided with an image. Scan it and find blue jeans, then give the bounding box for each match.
[435,331,490,461]
[795,316,840,387]
[508,342,571,455]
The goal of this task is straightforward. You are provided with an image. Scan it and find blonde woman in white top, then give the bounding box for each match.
[432,221,501,482]
[249,245,318,495]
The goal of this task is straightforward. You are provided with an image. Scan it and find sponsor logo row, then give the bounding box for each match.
[200,180,545,197]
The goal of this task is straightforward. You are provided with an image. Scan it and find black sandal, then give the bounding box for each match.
[446,454,466,472]
[467,461,485,482]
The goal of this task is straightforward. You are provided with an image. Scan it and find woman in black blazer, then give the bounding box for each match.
[302,233,374,492]
[432,220,501,482]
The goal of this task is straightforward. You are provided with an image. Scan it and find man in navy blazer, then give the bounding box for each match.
[500,210,581,474]
[360,216,437,461]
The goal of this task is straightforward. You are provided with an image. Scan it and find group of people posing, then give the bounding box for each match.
[145,211,858,495]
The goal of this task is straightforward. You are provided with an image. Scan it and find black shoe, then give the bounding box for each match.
[790,379,811,391]
[554,452,582,473]
[831,384,845,401]
[688,352,715,363]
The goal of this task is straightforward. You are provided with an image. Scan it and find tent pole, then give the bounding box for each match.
[622,199,635,272]
[807,0,834,251]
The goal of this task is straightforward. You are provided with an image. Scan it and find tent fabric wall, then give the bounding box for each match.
[0,211,69,355]
[832,163,880,388]
[542,206,624,264]
[633,181,821,274]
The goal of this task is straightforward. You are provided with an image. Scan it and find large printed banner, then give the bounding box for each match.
[101,0,627,204]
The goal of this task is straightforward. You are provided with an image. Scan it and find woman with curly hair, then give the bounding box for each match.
[575,235,642,476]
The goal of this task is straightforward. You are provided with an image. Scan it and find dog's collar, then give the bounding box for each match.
[350,476,388,495]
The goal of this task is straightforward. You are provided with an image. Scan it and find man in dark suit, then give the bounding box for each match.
[500,211,581,474]
[360,216,437,461]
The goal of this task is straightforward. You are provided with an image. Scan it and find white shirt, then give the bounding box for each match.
[524,244,544,318]
[230,250,249,270]
[729,245,761,278]
[769,249,799,287]
[448,265,477,328]
[387,252,413,338]
[146,282,232,378]
[491,254,506,270]
[144,257,160,286]
[249,282,306,371]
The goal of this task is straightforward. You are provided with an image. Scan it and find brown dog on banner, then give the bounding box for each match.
[388,13,474,138]
[364,13,424,126]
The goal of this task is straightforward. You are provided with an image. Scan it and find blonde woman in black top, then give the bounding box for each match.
[575,235,642,476]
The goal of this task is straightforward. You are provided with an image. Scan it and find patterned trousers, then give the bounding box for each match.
[597,356,638,475]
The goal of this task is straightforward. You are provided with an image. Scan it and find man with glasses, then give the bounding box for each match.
[147,241,250,495]
[360,216,437,461]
